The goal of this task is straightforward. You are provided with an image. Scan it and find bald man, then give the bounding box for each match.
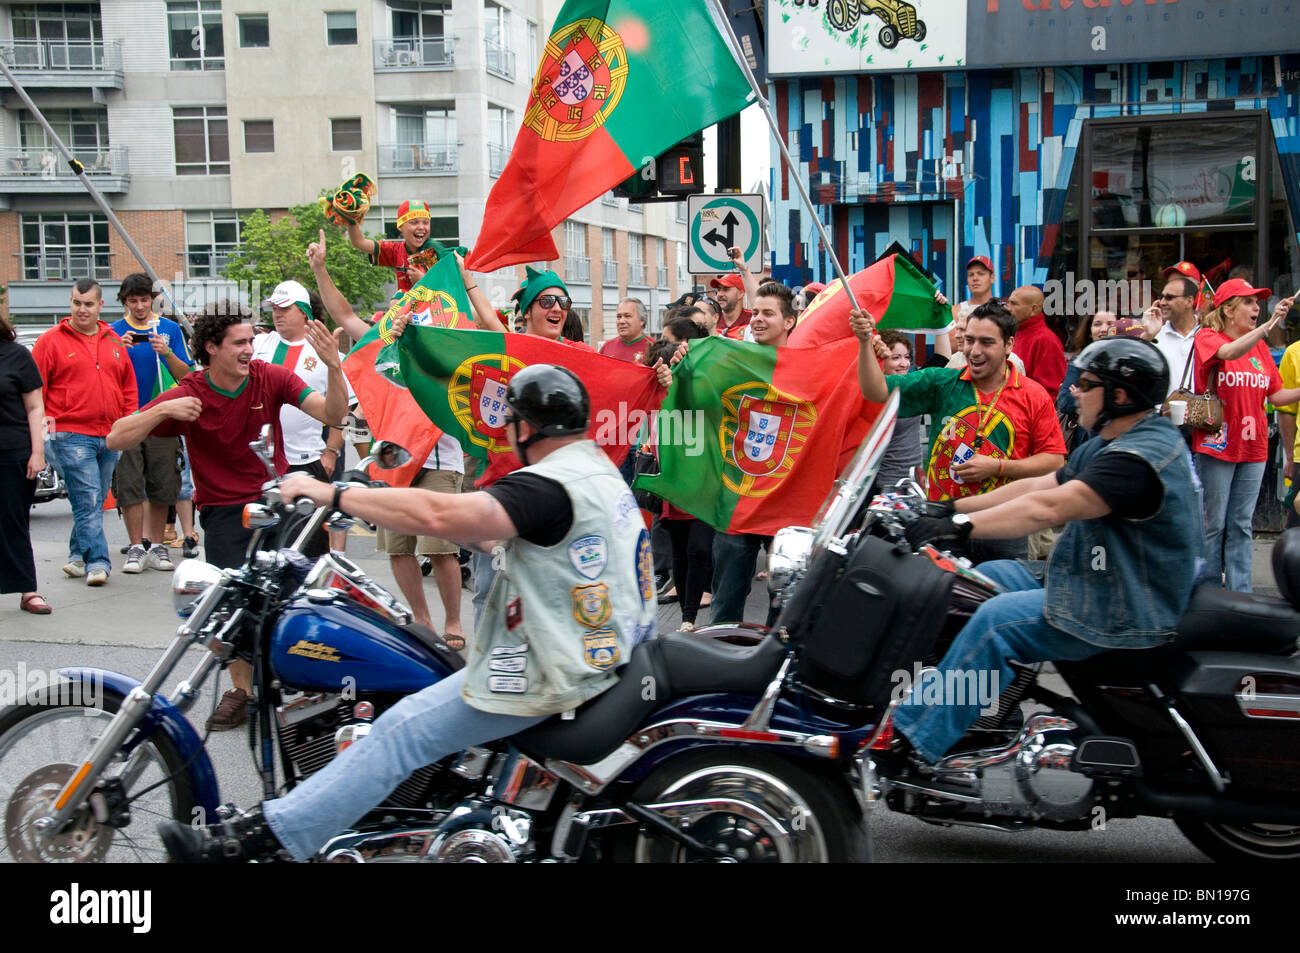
[1007,285,1065,400]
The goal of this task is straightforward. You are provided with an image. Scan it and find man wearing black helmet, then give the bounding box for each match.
[160,365,657,862]
[882,338,1205,766]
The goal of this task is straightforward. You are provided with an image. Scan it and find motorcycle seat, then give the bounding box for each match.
[1174,584,1300,655]
[513,630,787,765]
[400,621,465,672]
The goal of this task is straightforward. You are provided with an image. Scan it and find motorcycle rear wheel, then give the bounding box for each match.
[0,688,197,863]
[1176,818,1300,863]
[612,750,868,863]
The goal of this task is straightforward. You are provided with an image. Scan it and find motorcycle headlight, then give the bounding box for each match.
[172,560,224,618]
[767,526,815,597]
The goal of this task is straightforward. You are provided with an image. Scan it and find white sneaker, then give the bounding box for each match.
[146,544,174,572]
[62,560,86,578]
[677,621,696,632]
[122,544,147,574]
[86,568,108,587]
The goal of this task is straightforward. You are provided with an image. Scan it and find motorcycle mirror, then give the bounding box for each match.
[371,441,412,470]
[248,424,278,480]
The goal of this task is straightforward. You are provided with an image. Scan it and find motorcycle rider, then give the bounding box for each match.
[881,336,1204,765]
[159,365,657,861]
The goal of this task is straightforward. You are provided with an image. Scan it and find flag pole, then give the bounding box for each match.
[706,0,863,316]
[0,58,191,334]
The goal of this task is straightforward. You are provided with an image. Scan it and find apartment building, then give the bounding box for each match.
[0,0,690,341]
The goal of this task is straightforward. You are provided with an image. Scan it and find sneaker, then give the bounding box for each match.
[158,806,289,863]
[207,688,249,731]
[146,543,174,572]
[677,621,696,632]
[183,535,200,559]
[122,544,147,574]
[62,560,86,578]
[85,568,108,587]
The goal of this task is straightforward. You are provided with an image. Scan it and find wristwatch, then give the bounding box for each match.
[951,513,974,540]
[330,483,348,513]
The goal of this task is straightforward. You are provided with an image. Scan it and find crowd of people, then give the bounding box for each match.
[4,208,1298,695]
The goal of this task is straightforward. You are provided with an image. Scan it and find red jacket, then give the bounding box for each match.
[1012,313,1066,401]
[31,318,138,437]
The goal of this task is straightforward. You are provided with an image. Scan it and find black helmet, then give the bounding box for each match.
[1072,338,1169,431]
[505,363,589,437]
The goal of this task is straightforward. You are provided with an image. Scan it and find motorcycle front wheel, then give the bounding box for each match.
[0,687,197,863]
[612,750,868,863]
[1176,819,1300,863]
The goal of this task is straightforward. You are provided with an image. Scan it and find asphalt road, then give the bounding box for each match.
[7,495,1282,864]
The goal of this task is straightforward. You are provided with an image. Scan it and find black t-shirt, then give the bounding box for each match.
[0,341,43,451]
[484,471,574,546]
[1057,447,1162,520]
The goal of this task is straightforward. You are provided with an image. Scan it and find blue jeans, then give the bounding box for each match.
[471,550,496,630]
[710,531,772,625]
[1195,454,1264,593]
[47,432,118,574]
[264,670,547,860]
[894,560,1106,763]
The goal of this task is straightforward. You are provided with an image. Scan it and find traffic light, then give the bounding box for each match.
[611,133,705,202]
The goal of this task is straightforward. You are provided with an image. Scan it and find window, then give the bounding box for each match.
[526,20,538,76]
[385,105,456,171]
[331,117,363,151]
[629,234,646,286]
[487,105,512,176]
[389,0,446,39]
[167,1,224,71]
[484,1,514,79]
[243,119,275,154]
[174,106,229,174]
[565,221,590,282]
[238,14,269,48]
[602,229,617,284]
[10,3,104,68]
[656,238,668,288]
[373,205,459,245]
[326,11,358,45]
[21,212,111,280]
[185,210,243,277]
[20,108,107,152]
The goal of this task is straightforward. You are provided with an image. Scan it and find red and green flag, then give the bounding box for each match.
[789,254,952,348]
[342,244,476,488]
[634,336,880,536]
[465,0,752,272]
[397,327,664,485]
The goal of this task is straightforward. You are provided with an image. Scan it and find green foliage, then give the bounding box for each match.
[221,196,394,320]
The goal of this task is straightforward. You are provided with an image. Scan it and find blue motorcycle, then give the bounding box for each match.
[0,403,919,863]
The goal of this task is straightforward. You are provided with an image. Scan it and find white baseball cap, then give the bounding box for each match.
[262,280,310,308]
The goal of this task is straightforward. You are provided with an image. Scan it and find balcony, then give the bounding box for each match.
[0,146,129,193]
[484,41,515,80]
[0,40,123,89]
[565,256,591,283]
[488,142,510,176]
[19,253,113,282]
[657,266,669,288]
[628,263,647,287]
[601,192,620,208]
[377,142,458,176]
[373,36,454,70]
[602,259,618,283]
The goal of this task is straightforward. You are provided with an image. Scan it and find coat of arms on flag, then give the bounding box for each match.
[528,19,626,141]
[446,355,527,454]
[719,383,816,496]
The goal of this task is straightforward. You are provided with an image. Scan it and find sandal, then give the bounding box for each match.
[442,633,467,652]
[20,593,52,615]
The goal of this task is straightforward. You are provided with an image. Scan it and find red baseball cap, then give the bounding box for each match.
[966,255,993,273]
[710,273,745,292]
[804,281,826,295]
[1161,261,1202,284]
[1212,278,1271,310]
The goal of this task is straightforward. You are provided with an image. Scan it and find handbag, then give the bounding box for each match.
[631,449,661,511]
[1161,337,1224,432]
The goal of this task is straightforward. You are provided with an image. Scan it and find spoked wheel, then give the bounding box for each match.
[1176,819,1300,863]
[615,750,867,863]
[0,689,196,863]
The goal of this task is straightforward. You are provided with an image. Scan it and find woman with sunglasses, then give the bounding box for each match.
[1192,280,1300,591]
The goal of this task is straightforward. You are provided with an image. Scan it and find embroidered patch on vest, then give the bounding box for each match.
[506,596,523,630]
[635,529,654,604]
[487,675,528,693]
[489,655,527,674]
[568,534,608,579]
[582,628,621,671]
[571,582,612,629]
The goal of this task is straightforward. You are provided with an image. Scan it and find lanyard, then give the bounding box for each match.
[969,371,1009,449]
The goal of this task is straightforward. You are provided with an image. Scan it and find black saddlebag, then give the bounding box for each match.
[786,536,955,707]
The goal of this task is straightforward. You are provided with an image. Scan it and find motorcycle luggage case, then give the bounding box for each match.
[1170,651,1300,797]
[788,536,954,707]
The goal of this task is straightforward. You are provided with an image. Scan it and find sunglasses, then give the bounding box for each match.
[1073,377,1104,392]
[1159,293,1191,301]
[535,294,571,310]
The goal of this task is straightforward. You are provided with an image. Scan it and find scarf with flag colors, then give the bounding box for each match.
[342,243,476,487]
[789,254,952,348]
[465,0,752,272]
[634,336,880,536]
[396,326,663,486]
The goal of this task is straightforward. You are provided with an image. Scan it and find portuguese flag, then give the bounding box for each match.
[789,254,953,348]
[466,0,752,272]
[342,246,475,488]
[397,326,663,486]
[634,336,878,536]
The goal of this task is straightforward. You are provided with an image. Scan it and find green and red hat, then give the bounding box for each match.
[397,200,431,228]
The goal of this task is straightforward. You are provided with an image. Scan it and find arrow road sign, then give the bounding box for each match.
[687,193,763,275]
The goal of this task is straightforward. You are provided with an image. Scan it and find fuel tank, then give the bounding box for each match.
[271,596,455,693]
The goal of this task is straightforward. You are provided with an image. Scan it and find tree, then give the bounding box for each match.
[222,196,394,321]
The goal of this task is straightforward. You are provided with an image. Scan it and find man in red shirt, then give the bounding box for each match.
[598,297,652,364]
[710,273,753,340]
[108,303,347,728]
[32,278,138,586]
[346,199,436,294]
[1007,285,1066,400]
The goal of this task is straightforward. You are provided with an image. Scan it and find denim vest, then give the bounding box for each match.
[1043,414,1204,648]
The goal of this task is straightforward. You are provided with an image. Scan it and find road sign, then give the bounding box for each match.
[687,193,764,276]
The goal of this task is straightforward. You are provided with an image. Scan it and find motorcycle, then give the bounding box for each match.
[761,402,1300,863]
[1,416,912,863]
[32,458,66,505]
